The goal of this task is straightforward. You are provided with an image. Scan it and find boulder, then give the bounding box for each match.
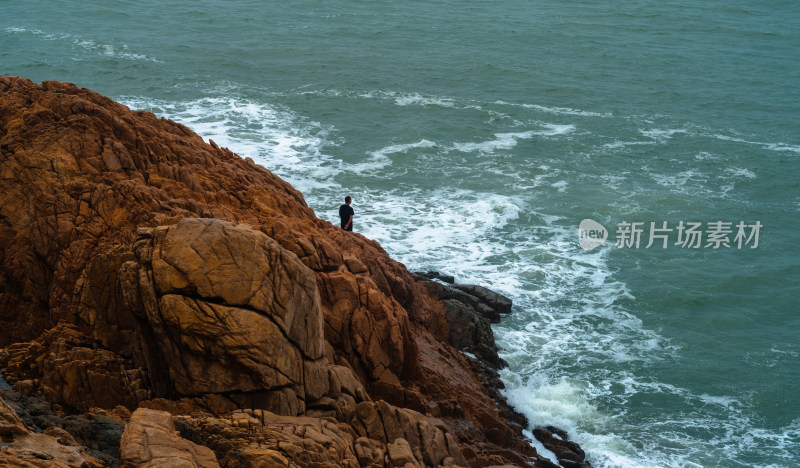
[120,408,219,468]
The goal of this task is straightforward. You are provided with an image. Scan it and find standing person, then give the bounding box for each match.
[339,196,354,231]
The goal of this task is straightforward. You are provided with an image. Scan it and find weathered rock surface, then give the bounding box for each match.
[120,408,219,467]
[174,402,468,468]
[0,76,584,467]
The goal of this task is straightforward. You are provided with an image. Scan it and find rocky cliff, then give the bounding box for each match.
[0,76,587,467]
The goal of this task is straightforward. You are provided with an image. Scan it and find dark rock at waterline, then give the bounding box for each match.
[451,283,513,322]
[443,298,506,368]
[413,270,456,284]
[419,280,507,369]
[415,273,592,468]
[418,275,513,324]
[533,426,592,468]
[412,270,515,323]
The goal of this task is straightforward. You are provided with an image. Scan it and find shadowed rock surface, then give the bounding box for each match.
[0,76,584,467]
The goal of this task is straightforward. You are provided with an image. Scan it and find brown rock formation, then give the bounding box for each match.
[172,403,468,467]
[0,75,560,466]
[120,408,219,468]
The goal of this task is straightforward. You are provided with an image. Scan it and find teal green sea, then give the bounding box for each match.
[2,1,798,466]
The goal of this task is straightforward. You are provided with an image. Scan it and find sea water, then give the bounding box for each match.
[2,1,798,466]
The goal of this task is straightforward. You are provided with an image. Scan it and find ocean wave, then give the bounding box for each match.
[451,125,575,154]
[452,131,534,154]
[4,26,163,63]
[494,100,612,118]
[639,128,688,141]
[712,133,800,155]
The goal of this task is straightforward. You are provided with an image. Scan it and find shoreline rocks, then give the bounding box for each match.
[0,75,589,467]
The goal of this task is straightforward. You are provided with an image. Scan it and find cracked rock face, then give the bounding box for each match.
[120,408,219,468]
[121,218,341,415]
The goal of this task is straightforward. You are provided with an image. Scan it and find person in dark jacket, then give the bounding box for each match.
[339,196,354,231]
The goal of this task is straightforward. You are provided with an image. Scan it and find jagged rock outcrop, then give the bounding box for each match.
[0,75,578,466]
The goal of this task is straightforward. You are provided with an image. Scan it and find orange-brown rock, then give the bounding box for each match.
[0,76,552,466]
[171,403,467,468]
[1,323,151,413]
[120,408,219,467]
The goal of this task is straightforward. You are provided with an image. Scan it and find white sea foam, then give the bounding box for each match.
[713,133,800,155]
[639,128,687,141]
[551,180,568,192]
[451,124,573,154]
[723,167,757,179]
[344,140,438,174]
[694,151,719,160]
[392,92,457,108]
[524,429,561,465]
[350,188,523,276]
[494,100,612,117]
[603,140,657,150]
[5,27,162,62]
[452,131,534,154]
[651,169,706,191]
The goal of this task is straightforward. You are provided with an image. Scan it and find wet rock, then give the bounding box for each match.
[413,271,455,284]
[533,426,592,468]
[418,281,506,369]
[450,284,513,322]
